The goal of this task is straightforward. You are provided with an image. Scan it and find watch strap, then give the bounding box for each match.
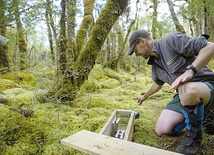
[186,65,197,75]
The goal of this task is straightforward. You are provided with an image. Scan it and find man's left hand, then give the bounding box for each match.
[170,70,194,90]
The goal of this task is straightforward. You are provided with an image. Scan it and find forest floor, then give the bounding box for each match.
[0,63,214,155]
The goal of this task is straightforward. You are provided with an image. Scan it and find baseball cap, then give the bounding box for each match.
[128,29,150,55]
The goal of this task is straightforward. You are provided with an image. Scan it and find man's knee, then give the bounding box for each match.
[178,84,200,105]
[155,110,185,136]
[155,122,173,136]
[179,84,195,98]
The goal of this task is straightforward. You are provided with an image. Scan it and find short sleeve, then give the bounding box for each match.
[169,33,207,57]
[152,74,165,85]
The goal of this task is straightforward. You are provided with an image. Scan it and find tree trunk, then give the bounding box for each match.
[166,0,185,33]
[203,0,214,41]
[58,0,67,75]
[104,20,135,70]
[151,0,158,39]
[55,0,128,101]
[49,5,59,65]
[0,0,10,73]
[66,0,77,62]
[75,0,95,58]
[14,0,27,70]
[45,0,55,62]
[104,0,139,70]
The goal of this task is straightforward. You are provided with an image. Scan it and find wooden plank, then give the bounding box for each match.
[61,130,181,155]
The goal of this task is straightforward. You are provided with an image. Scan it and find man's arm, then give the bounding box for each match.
[138,82,163,105]
[170,42,214,90]
[192,42,214,71]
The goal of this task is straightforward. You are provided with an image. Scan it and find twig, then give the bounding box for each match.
[164,138,181,150]
[86,87,93,109]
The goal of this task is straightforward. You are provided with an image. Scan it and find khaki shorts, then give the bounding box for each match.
[165,81,214,114]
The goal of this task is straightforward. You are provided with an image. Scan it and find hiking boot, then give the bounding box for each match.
[175,129,202,155]
[203,109,214,135]
[176,102,204,155]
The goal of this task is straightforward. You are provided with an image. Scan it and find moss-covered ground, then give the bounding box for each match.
[0,64,213,155]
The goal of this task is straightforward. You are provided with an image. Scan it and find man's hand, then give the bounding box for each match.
[170,70,194,90]
[137,95,147,105]
[137,82,163,105]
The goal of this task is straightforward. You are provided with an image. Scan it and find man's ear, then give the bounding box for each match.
[140,37,146,44]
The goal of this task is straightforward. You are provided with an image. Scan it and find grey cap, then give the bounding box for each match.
[128,29,150,55]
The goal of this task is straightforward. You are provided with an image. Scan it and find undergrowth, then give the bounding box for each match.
[0,63,213,155]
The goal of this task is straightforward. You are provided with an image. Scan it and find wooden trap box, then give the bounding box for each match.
[99,109,135,141]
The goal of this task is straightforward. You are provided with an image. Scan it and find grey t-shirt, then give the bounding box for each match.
[148,33,214,85]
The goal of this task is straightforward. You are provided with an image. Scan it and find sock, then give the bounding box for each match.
[181,101,204,131]
[172,121,186,133]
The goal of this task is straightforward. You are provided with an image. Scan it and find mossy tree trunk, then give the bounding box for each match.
[56,0,128,101]
[14,0,27,70]
[166,0,185,33]
[0,0,10,73]
[103,0,139,70]
[45,0,55,62]
[103,20,135,70]
[151,0,158,39]
[118,20,136,69]
[58,0,67,75]
[203,0,214,41]
[66,0,77,62]
[48,3,59,64]
[190,15,200,36]
[75,0,95,60]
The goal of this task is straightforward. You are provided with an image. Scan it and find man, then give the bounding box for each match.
[128,29,214,155]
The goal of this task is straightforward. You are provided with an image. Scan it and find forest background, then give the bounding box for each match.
[0,0,214,154]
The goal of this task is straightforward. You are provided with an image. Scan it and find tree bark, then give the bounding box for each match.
[66,0,77,62]
[14,0,27,70]
[75,0,95,58]
[48,5,59,64]
[58,0,67,75]
[0,0,10,73]
[151,0,158,39]
[45,0,55,62]
[166,0,185,33]
[203,0,214,41]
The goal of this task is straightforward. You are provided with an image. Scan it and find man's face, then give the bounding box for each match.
[133,38,151,59]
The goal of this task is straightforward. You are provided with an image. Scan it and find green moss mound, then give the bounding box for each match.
[0,79,18,90]
[1,71,38,89]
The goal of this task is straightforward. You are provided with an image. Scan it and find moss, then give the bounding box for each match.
[1,71,38,89]
[34,89,49,103]
[124,64,133,72]
[104,67,122,82]
[0,79,18,90]
[0,105,50,154]
[80,80,100,92]
[3,88,34,106]
[84,0,95,15]
[1,63,214,154]
[99,77,120,89]
[88,64,105,80]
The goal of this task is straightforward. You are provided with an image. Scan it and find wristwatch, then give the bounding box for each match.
[186,64,197,75]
